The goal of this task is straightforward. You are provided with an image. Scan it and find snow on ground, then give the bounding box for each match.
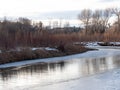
[0,47,58,53]
[28,68,120,90]
[79,42,120,47]
[44,47,58,51]
[81,42,100,46]
[74,42,100,46]
[31,47,42,50]
[31,47,58,51]
[107,42,120,45]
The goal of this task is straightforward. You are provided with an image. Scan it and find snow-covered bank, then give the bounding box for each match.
[0,47,58,53]
[31,47,58,51]
[29,68,120,90]
[74,42,120,47]
[0,46,120,68]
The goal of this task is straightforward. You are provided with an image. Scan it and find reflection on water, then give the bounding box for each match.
[0,55,120,89]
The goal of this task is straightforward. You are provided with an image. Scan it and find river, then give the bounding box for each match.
[0,46,120,90]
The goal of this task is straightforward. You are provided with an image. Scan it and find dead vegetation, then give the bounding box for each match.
[0,45,90,64]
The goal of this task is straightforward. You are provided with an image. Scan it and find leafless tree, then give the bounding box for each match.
[37,21,43,31]
[78,9,92,33]
[102,8,112,27]
[18,17,31,25]
[91,9,102,33]
[91,8,112,33]
[112,8,120,32]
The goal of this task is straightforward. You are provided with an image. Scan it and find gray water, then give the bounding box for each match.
[0,48,120,90]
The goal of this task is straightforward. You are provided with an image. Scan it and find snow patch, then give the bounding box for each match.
[44,47,58,51]
[31,47,44,51]
[81,42,120,47]
[75,42,101,46]
[31,47,57,51]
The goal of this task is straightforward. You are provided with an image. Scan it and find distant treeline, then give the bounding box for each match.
[0,17,81,51]
[78,7,120,34]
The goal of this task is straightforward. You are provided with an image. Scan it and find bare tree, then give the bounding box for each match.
[92,9,102,33]
[18,17,31,25]
[91,8,112,33]
[102,8,112,27]
[37,21,43,31]
[100,8,112,32]
[112,8,120,32]
[78,9,92,33]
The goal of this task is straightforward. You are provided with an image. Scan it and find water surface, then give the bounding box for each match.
[0,47,120,90]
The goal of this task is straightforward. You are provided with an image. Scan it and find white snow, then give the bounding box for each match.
[31,47,42,50]
[44,47,58,51]
[81,42,100,46]
[0,47,57,53]
[109,42,120,45]
[80,42,120,47]
[29,47,58,51]
[78,42,101,46]
[27,47,57,51]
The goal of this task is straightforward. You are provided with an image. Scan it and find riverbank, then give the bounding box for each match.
[0,44,93,65]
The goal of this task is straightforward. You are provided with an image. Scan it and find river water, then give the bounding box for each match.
[0,47,120,90]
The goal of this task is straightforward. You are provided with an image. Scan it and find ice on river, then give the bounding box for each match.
[29,68,120,90]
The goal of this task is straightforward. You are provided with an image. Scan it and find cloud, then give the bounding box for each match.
[20,10,80,21]
[0,0,120,18]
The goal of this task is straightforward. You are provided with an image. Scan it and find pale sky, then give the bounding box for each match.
[0,0,120,18]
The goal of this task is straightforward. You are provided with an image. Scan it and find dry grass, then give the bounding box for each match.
[0,44,91,64]
[64,44,90,54]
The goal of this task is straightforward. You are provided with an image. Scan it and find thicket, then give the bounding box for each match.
[0,18,81,52]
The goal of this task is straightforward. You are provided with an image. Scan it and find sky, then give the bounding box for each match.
[0,0,120,26]
[0,0,120,17]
